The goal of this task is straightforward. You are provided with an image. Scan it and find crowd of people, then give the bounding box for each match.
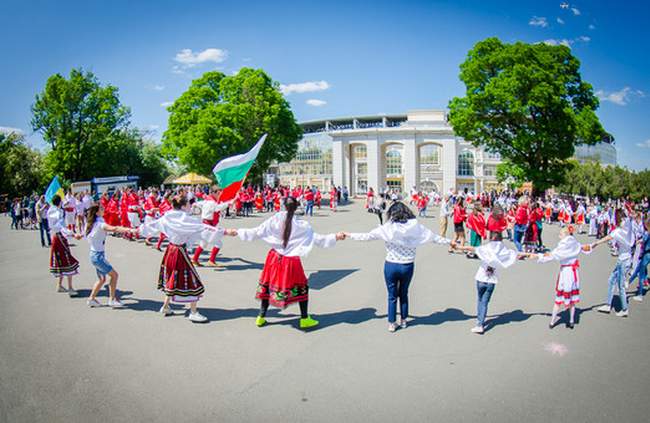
[7,182,650,334]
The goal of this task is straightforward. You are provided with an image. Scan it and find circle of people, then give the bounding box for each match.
[34,184,650,334]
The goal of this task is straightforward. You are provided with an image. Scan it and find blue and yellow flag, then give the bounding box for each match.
[45,176,65,204]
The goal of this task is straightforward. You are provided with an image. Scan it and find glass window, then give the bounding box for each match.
[353,144,367,160]
[484,150,501,160]
[458,149,474,176]
[483,164,496,177]
[385,144,403,177]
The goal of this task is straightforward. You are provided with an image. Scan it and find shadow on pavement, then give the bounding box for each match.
[409,307,474,327]
[484,309,548,332]
[308,269,359,290]
[74,289,134,298]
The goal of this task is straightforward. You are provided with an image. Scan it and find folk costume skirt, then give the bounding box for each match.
[555,261,580,306]
[257,249,308,308]
[158,243,204,302]
[50,233,79,277]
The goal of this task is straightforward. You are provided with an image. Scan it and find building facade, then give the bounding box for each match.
[274,109,616,195]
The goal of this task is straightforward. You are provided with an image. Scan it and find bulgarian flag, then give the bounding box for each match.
[212,134,267,202]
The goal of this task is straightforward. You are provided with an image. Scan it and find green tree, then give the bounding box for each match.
[162,68,302,181]
[496,160,527,189]
[0,131,46,197]
[31,68,130,181]
[448,38,607,194]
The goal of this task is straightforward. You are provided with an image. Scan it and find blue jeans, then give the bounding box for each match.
[39,219,51,246]
[90,250,113,278]
[513,224,527,251]
[476,281,495,327]
[305,200,314,216]
[630,254,649,296]
[607,259,631,310]
[383,261,415,323]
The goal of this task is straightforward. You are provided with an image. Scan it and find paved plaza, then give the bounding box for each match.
[1,202,649,422]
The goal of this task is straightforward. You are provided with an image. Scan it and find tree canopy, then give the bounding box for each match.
[0,131,46,197]
[558,161,650,201]
[448,37,607,193]
[162,68,302,181]
[31,68,131,181]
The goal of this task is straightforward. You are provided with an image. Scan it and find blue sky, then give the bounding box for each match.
[1,0,649,170]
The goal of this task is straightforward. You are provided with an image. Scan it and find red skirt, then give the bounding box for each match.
[158,243,204,299]
[257,249,308,308]
[50,233,79,277]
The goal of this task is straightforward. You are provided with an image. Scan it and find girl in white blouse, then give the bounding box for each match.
[345,202,450,332]
[224,197,343,330]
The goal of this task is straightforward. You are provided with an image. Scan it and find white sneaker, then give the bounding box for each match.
[188,311,207,323]
[632,295,643,302]
[616,309,629,317]
[159,305,173,316]
[67,289,78,297]
[109,299,125,308]
[388,323,397,333]
[56,286,67,293]
[471,326,484,334]
[399,320,408,329]
[597,305,611,314]
[87,299,102,308]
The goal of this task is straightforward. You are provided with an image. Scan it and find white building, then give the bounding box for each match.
[274,109,616,195]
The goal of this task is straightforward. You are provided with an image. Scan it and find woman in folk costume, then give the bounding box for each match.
[254,191,264,212]
[365,187,375,209]
[575,202,587,234]
[273,190,282,212]
[143,191,160,246]
[593,209,635,317]
[140,195,223,323]
[154,192,173,250]
[529,225,592,329]
[329,186,338,212]
[544,201,553,224]
[224,197,342,330]
[191,191,231,267]
[345,202,450,332]
[523,202,541,253]
[466,201,486,259]
[314,188,322,210]
[126,188,142,238]
[63,191,77,231]
[557,204,566,227]
[48,195,83,295]
[453,206,520,334]
[596,206,610,239]
[563,202,573,226]
[587,205,599,237]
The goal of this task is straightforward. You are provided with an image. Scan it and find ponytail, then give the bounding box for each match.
[85,205,100,236]
[282,196,298,248]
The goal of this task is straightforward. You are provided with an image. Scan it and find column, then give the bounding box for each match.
[367,139,381,192]
[403,134,417,191]
[332,139,345,188]
[442,137,457,193]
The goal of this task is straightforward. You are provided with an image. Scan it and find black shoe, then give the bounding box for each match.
[566,322,575,329]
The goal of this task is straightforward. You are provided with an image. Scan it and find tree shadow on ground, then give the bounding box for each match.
[308,269,359,290]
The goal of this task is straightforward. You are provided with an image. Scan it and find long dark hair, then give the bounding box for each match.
[386,201,415,224]
[282,196,298,248]
[171,195,187,210]
[85,205,100,236]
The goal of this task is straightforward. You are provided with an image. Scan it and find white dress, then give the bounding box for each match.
[538,236,587,305]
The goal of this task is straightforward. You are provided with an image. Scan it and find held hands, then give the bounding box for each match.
[223,228,238,237]
[582,244,593,252]
[335,232,347,241]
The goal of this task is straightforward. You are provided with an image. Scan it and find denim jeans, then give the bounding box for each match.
[513,224,527,251]
[39,219,51,246]
[383,261,415,323]
[630,254,649,296]
[476,281,496,327]
[305,200,314,216]
[607,259,631,310]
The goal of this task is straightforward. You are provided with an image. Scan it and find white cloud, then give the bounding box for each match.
[636,139,650,148]
[174,48,228,68]
[560,2,569,9]
[529,16,548,28]
[0,126,24,135]
[544,38,573,47]
[557,17,565,24]
[146,124,160,131]
[160,101,173,108]
[306,99,327,107]
[596,87,645,106]
[280,80,330,95]
[571,7,581,15]
[242,57,252,62]
[588,24,596,30]
[577,35,591,42]
[152,85,165,91]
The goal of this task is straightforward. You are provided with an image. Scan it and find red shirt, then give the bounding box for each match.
[453,204,467,224]
[305,190,314,201]
[467,212,486,238]
[515,205,529,225]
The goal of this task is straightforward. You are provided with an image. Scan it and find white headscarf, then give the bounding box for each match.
[475,241,517,269]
